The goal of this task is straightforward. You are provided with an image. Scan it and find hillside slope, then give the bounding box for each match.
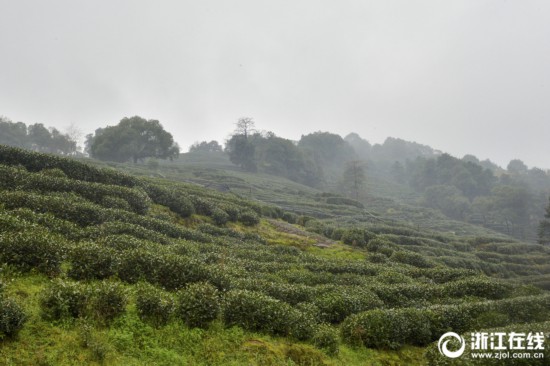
[0,145,549,365]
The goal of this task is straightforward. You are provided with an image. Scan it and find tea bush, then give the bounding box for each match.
[176,282,220,328]
[222,289,299,336]
[89,281,127,324]
[84,221,171,245]
[0,228,66,276]
[136,283,175,327]
[142,183,194,218]
[0,164,149,214]
[0,295,27,338]
[211,207,229,226]
[312,324,339,356]
[341,307,432,349]
[313,287,383,323]
[40,279,88,320]
[69,243,117,280]
[0,145,138,187]
[238,209,260,226]
[390,250,435,268]
[341,228,376,247]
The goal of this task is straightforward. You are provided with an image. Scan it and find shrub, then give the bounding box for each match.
[0,164,150,214]
[282,212,297,224]
[101,196,132,211]
[0,296,27,338]
[0,144,138,187]
[220,204,240,222]
[40,168,67,178]
[222,290,295,336]
[40,279,87,320]
[0,229,66,276]
[68,243,117,280]
[136,283,175,327]
[89,281,127,324]
[176,282,220,328]
[7,208,84,241]
[238,209,260,226]
[99,234,149,251]
[312,324,339,356]
[142,183,194,218]
[341,308,432,349]
[313,287,383,323]
[154,254,207,291]
[341,228,375,247]
[190,196,214,216]
[116,249,160,284]
[441,277,512,300]
[390,250,435,268]
[211,208,229,226]
[325,197,364,208]
[84,221,171,245]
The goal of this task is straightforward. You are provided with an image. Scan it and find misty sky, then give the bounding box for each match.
[1,0,549,168]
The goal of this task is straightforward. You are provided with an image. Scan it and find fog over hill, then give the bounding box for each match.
[1,1,549,168]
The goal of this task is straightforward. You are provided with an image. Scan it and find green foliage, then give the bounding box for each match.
[136,283,175,327]
[89,281,128,324]
[0,228,66,276]
[225,133,257,172]
[313,287,383,323]
[40,279,87,320]
[390,250,435,268]
[341,228,375,247]
[211,207,229,226]
[0,164,150,214]
[142,183,195,218]
[222,289,315,339]
[238,209,260,226]
[69,243,117,280]
[189,140,223,153]
[441,277,512,299]
[341,308,432,349]
[89,116,180,163]
[0,118,76,155]
[0,295,27,338]
[176,282,220,328]
[0,144,138,186]
[312,324,339,356]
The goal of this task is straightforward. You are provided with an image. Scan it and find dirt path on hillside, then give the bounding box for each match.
[266,219,336,248]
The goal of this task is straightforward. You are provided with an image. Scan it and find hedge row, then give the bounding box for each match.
[40,280,127,324]
[222,289,316,340]
[0,190,212,241]
[0,164,150,214]
[341,294,550,349]
[142,183,194,218]
[0,226,67,276]
[0,145,138,187]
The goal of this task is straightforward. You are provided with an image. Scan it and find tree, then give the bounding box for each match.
[225,134,257,172]
[89,116,180,163]
[235,117,255,139]
[507,159,528,175]
[343,161,366,199]
[539,197,550,245]
[189,140,223,153]
[225,117,258,172]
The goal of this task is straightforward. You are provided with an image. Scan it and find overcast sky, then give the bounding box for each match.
[1,0,549,168]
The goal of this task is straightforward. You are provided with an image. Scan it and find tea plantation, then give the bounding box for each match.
[0,145,549,365]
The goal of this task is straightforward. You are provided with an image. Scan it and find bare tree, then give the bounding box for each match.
[235,117,256,139]
[343,160,366,199]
